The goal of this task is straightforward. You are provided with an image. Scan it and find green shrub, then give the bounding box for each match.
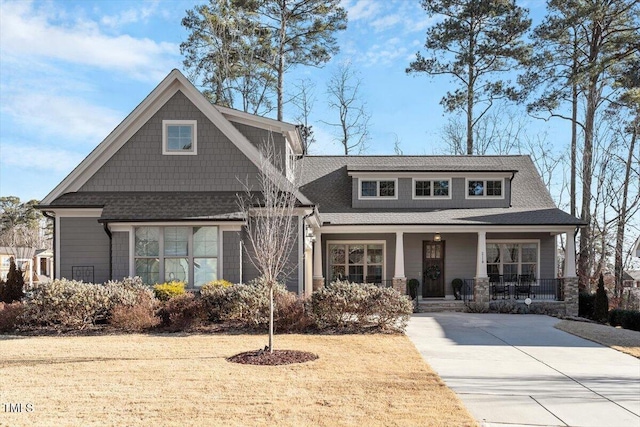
[594,274,609,323]
[579,292,596,319]
[21,277,158,330]
[0,258,24,303]
[608,309,640,332]
[158,293,207,331]
[153,281,186,301]
[200,278,290,327]
[308,280,412,332]
[0,301,24,333]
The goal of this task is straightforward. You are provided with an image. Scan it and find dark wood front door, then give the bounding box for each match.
[423,240,445,297]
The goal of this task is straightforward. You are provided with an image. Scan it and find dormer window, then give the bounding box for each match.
[467,179,503,198]
[163,120,197,155]
[359,179,397,199]
[413,179,451,199]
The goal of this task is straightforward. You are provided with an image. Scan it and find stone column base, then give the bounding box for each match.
[312,277,325,292]
[392,277,407,294]
[474,277,490,304]
[563,277,579,317]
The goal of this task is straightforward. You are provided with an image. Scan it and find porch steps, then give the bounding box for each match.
[418,300,467,313]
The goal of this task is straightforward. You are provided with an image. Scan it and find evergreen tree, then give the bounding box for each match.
[1,258,24,303]
[407,0,531,155]
[594,273,609,322]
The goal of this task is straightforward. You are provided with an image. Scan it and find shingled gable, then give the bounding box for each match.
[40,69,310,206]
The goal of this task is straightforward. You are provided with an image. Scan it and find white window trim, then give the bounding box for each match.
[358,178,398,200]
[162,120,197,155]
[326,240,386,282]
[465,178,505,200]
[486,239,540,280]
[129,225,222,287]
[412,178,453,200]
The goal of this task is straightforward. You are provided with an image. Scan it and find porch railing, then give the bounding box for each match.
[488,277,564,301]
[462,279,475,302]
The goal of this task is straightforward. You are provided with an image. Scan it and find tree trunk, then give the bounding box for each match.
[578,78,598,289]
[269,285,274,353]
[614,118,637,299]
[466,60,474,155]
[277,3,287,122]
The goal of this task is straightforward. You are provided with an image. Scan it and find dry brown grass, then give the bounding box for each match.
[556,320,640,358]
[0,333,477,427]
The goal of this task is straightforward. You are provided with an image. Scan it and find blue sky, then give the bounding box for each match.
[0,0,559,203]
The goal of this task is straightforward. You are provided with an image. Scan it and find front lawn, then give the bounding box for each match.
[0,334,476,427]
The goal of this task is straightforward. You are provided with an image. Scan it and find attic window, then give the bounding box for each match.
[467,179,503,198]
[163,120,197,155]
[359,179,397,199]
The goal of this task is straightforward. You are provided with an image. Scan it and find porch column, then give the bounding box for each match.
[304,243,313,297]
[392,231,407,294]
[312,230,324,291]
[564,228,577,277]
[476,231,487,278]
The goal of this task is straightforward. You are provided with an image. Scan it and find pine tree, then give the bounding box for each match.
[1,257,24,303]
[594,273,609,323]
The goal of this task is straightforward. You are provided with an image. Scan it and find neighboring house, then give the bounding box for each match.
[37,70,583,313]
[0,246,52,284]
[624,271,640,288]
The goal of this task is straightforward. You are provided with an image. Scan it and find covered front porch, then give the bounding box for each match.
[307,225,579,315]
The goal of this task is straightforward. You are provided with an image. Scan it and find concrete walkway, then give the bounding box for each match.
[406,313,640,427]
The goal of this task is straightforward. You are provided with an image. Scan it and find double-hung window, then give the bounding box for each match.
[162,120,197,155]
[328,243,385,283]
[467,179,503,197]
[413,179,451,198]
[359,179,396,198]
[486,242,538,281]
[134,226,218,287]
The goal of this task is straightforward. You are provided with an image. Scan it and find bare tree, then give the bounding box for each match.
[290,78,317,154]
[237,135,300,353]
[323,63,370,154]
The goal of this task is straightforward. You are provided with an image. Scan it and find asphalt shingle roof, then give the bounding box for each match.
[297,155,583,226]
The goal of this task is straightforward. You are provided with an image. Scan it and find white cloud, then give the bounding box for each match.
[0,142,86,174]
[2,88,122,144]
[345,0,382,22]
[100,1,161,29]
[0,1,179,82]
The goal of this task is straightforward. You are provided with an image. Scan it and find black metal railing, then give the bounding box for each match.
[462,279,475,302]
[488,276,564,301]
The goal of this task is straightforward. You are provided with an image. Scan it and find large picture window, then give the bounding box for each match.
[328,242,384,283]
[134,226,217,287]
[487,242,538,281]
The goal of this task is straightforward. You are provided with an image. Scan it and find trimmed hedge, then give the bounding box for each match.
[308,280,413,331]
[153,281,186,301]
[608,309,640,332]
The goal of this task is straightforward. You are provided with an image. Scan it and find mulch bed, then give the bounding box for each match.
[227,348,319,365]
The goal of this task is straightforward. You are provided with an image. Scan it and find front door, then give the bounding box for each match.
[423,240,445,297]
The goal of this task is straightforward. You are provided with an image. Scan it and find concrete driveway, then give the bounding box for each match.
[406,313,640,427]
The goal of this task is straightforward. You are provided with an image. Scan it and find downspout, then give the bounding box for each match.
[42,211,56,280]
[508,172,516,207]
[103,222,113,281]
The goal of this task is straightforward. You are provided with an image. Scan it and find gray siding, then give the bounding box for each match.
[112,231,129,280]
[352,177,512,209]
[231,122,287,172]
[81,90,260,192]
[60,217,110,284]
[222,230,241,284]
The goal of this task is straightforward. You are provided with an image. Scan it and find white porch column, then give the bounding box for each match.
[394,231,405,279]
[304,244,313,297]
[312,230,324,290]
[564,228,577,277]
[476,231,488,278]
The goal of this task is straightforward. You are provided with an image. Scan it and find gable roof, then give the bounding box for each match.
[41,69,310,206]
[298,155,583,227]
